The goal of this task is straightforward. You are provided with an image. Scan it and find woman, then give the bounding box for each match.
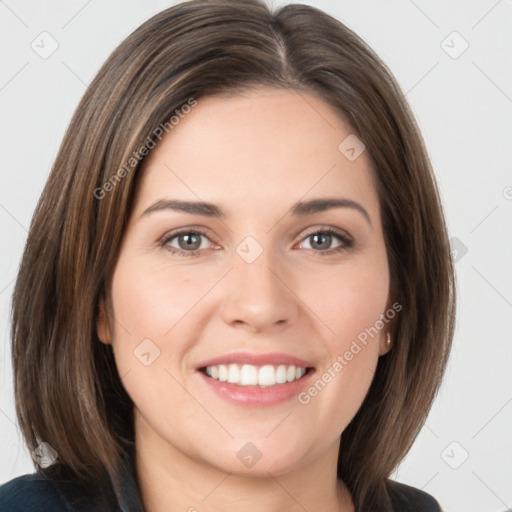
[0,0,455,510]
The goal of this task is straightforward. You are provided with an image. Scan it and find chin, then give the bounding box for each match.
[194,437,310,477]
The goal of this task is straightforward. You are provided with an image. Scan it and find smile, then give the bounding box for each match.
[195,351,316,405]
[202,364,309,387]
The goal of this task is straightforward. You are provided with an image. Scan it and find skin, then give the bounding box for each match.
[97,88,392,512]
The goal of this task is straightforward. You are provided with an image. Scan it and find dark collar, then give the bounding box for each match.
[113,448,146,512]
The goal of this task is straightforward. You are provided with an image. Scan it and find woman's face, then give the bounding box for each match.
[98,88,391,476]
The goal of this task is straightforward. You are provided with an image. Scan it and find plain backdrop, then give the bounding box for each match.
[1,1,511,511]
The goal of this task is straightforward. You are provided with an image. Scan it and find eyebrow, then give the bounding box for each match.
[141,197,372,226]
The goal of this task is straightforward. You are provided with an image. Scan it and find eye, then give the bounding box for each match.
[297,227,353,256]
[160,230,213,256]
[159,226,353,258]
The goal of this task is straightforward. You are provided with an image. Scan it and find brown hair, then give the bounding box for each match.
[11,0,455,509]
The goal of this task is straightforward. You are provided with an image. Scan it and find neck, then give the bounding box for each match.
[134,412,354,512]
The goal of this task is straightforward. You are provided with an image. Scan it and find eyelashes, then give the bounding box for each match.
[298,227,353,255]
[158,226,354,258]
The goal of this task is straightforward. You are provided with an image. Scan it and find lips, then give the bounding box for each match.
[195,351,316,406]
[196,351,314,369]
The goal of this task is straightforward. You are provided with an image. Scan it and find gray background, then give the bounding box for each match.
[1,1,511,511]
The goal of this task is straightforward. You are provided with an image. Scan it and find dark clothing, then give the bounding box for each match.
[0,452,441,511]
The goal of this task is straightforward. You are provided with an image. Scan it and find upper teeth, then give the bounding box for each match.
[205,364,307,387]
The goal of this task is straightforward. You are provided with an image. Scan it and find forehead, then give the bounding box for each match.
[133,89,379,220]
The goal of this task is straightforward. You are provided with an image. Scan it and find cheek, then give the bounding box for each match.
[295,255,389,417]
[106,254,228,403]
[302,255,390,349]
[109,257,214,343]
[106,258,203,420]
[106,257,182,377]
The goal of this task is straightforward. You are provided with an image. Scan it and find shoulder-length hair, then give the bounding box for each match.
[11,0,456,509]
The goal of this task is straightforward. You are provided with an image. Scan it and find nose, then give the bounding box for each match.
[219,248,301,333]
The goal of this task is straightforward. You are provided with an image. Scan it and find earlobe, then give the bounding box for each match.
[380,293,398,355]
[96,300,112,345]
[379,332,393,355]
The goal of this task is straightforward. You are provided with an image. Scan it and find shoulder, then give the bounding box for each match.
[0,469,118,512]
[386,479,442,511]
[0,473,68,511]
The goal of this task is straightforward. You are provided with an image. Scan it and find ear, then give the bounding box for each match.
[96,298,112,345]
